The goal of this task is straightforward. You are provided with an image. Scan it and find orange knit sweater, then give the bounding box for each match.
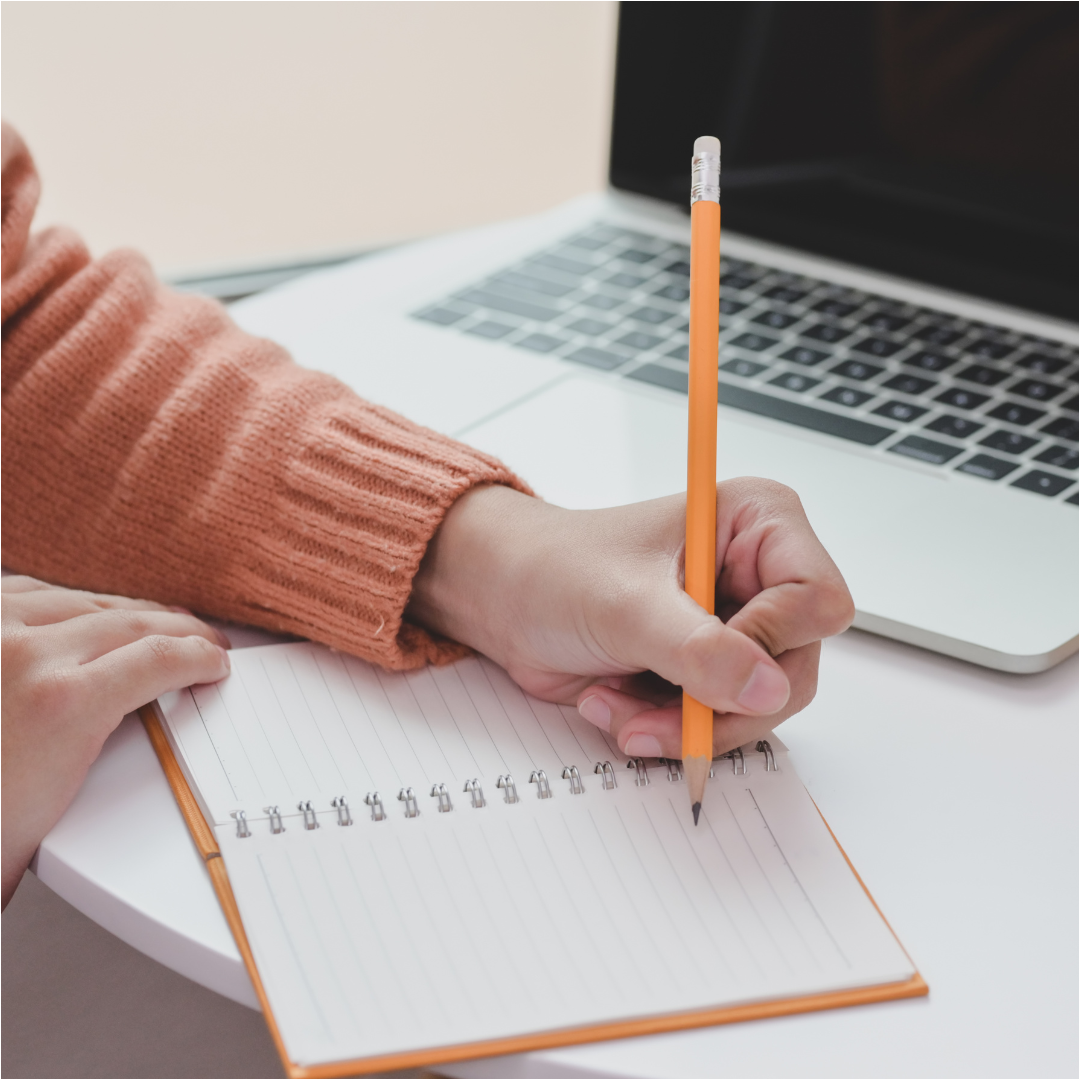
[1,123,529,669]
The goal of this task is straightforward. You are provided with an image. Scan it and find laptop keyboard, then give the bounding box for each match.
[412,223,1079,505]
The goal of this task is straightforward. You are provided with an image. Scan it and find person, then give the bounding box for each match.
[0,122,854,908]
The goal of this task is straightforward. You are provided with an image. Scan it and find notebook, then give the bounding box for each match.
[144,641,926,1077]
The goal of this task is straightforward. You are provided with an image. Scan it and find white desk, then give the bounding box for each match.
[34,625,1078,1078]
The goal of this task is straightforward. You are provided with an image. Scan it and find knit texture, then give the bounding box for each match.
[1,123,530,669]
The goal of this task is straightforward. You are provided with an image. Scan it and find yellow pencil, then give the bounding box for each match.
[683,135,721,824]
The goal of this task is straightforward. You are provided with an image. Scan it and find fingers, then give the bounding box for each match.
[55,607,230,663]
[716,478,854,657]
[10,588,181,627]
[79,633,231,717]
[1,575,60,594]
[576,640,820,758]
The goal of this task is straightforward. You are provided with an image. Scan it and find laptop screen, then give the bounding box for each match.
[610,3,1077,320]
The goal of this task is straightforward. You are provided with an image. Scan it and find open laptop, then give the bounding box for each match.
[229,3,1078,672]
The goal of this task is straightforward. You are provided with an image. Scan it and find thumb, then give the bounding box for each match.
[634,590,790,716]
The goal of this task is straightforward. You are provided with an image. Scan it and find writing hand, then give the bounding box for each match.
[1,577,231,908]
[408,478,853,758]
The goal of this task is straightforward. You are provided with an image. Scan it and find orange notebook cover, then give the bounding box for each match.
[138,645,925,1078]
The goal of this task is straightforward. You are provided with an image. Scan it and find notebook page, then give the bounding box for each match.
[158,644,915,1067]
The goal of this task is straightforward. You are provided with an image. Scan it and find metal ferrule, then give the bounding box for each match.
[691,151,721,205]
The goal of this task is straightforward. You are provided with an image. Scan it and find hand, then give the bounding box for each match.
[408,478,853,760]
[1,577,231,908]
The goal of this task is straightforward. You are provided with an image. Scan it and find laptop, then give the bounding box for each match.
[229,3,1078,672]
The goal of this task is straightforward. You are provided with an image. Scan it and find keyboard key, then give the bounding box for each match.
[1017,353,1067,375]
[957,364,1009,387]
[491,271,576,298]
[862,312,911,332]
[730,332,779,352]
[566,345,625,370]
[763,285,807,304]
[888,435,964,465]
[617,249,655,264]
[666,260,692,276]
[654,283,689,301]
[1010,378,1064,402]
[957,454,1018,480]
[1041,416,1078,441]
[813,299,858,317]
[460,289,559,323]
[935,387,989,410]
[821,385,874,408]
[415,306,468,326]
[904,351,956,373]
[988,401,1046,426]
[753,310,800,330]
[966,339,1014,360]
[1062,395,1079,412]
[629,306,673,325]
[831,359,883,381]
[715,382,893,445]
[979,430,1038,454]
[781,345,829,367]
[626,363,688,393]
[466,320,515,339]
[616,331,662,351]
[770,372,821,393]
[606,272,647,289]
[1011,470,1073,497]
[578,293,622,311]
[516,333,565,353]
[667,344,689,362]
[565,233,608,251]
[874,400,928,422]
[719,298,748,315]
[884,373,936,395]
[925,414,984,438]
[803,323,852,344]
[568,317,612,336]
[914,324,963,346]
[721,358,768,378]
[851,337,903,358]
[1068,492,1079,505]
[531,253,593,276]
[1034,445,1078,470]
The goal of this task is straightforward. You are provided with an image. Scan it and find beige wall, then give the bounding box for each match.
[2,1,617,276]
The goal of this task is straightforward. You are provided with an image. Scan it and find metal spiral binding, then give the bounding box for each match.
[756,740,777,772]
[331,796,353,826]
[496,775,520,804]
[430,783,453,813]
[627,757,650,786]
[658,758,683,782]
[529,770,553,799]
[263,805,286,834]
[230,810,251,839]
[297,800,320,830]
[364,792,386,822]
[397,787,421,817]
[594,761,617,790]
[562,765,585,794]
[463,779,486,808]
[720,746,746,775]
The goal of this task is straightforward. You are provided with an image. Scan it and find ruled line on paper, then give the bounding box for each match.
[285,653,349,790]
[476,661,537,770]
[439,665,510,775]
[307,650,377,793]
[372,668,444,785]
[340,656,404,790]
[394,670,457,779]
[187,689,242,801]
[418,668,484,777]
[252,659,320,792]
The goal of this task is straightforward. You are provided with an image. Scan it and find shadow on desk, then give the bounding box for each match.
[2,871,285,1079]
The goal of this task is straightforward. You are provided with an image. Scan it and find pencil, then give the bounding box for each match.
[683,135,721,825]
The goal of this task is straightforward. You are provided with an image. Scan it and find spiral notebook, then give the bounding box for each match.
[144,641,925,1078]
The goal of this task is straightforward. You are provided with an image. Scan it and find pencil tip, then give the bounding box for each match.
[692,802,701,826]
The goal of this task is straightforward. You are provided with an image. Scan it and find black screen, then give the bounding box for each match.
[610,2,1077,319]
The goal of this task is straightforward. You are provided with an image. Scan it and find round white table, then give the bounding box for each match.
[34,625,1078,1078]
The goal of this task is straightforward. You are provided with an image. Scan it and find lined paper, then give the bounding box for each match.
[158,643,915,1067]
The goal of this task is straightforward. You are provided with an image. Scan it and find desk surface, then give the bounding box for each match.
[35,625,1077,1078]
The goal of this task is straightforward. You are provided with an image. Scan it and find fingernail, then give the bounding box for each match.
[577,695,611,731]
[737,662,789,713]
[213,627,232,649]
[623,732,663,757]
[217,645,231,672]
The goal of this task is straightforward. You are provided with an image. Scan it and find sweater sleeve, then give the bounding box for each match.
[0,122,531,670]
